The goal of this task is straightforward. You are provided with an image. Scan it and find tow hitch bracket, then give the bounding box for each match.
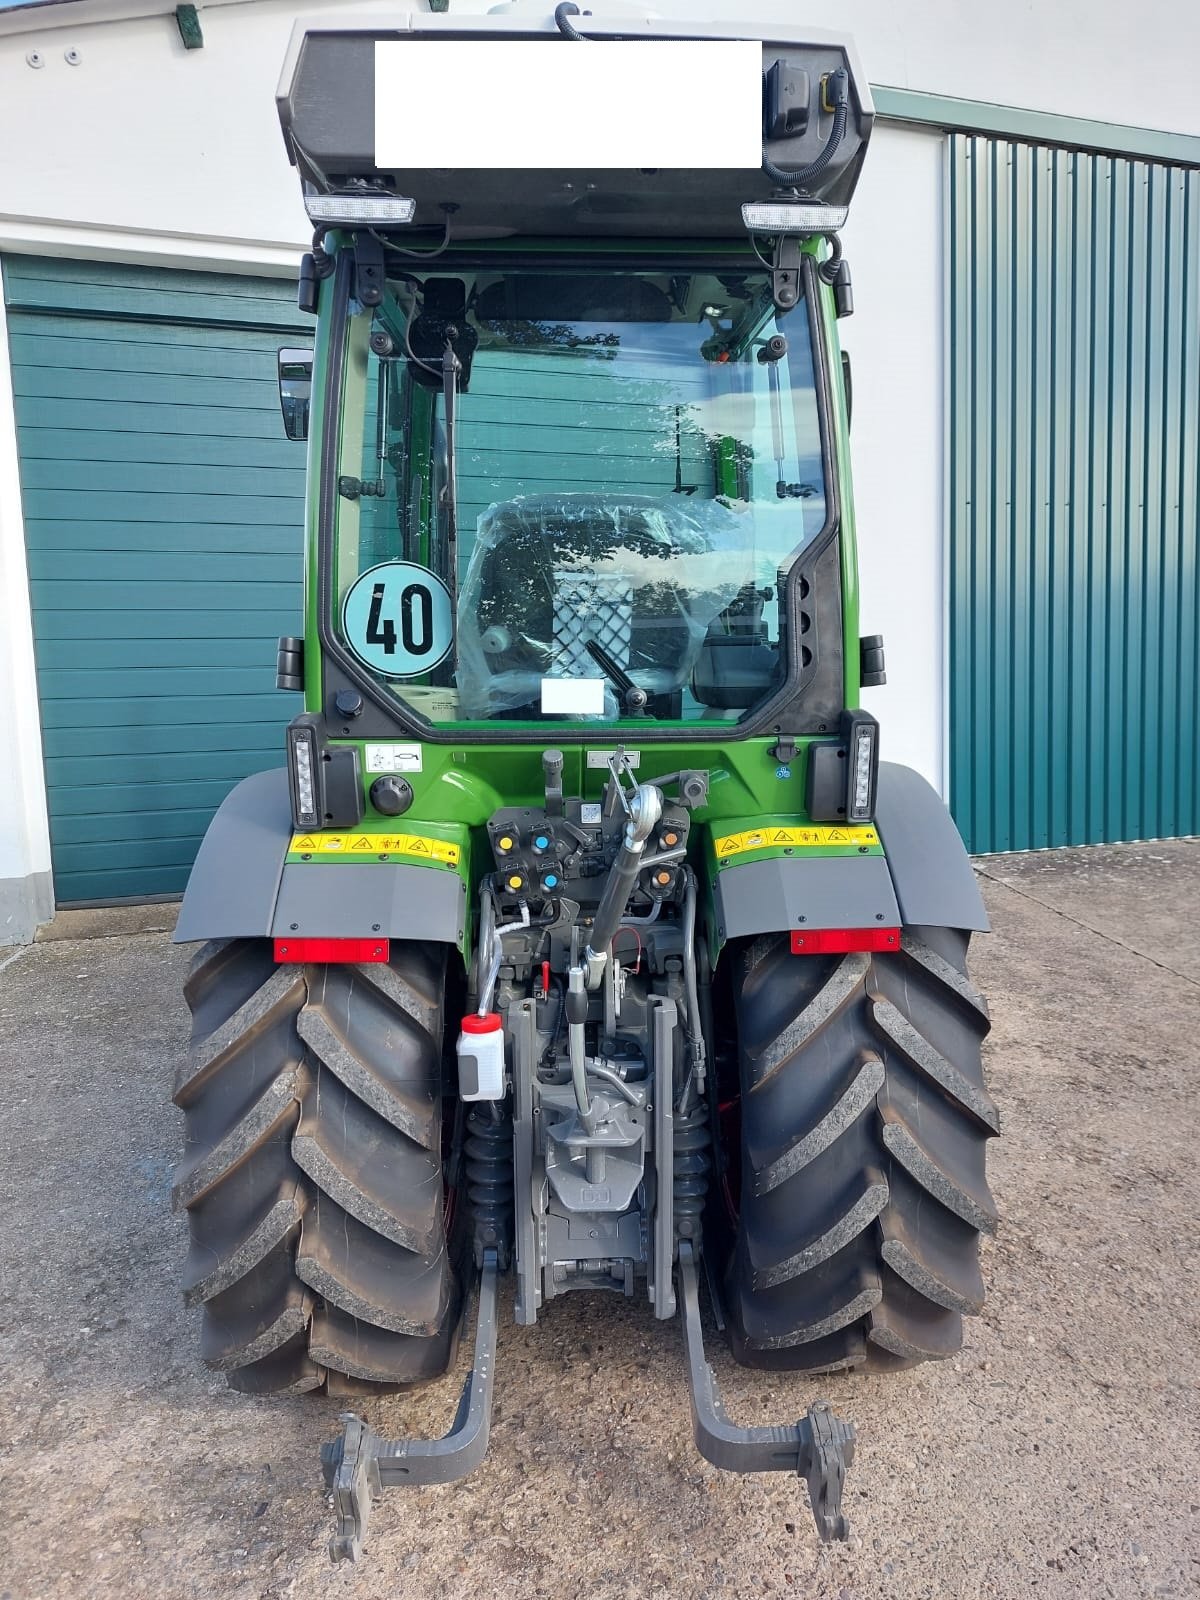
[321,1248,500,1562]
[322,1241,854,1560]
[677,1242,855,1542]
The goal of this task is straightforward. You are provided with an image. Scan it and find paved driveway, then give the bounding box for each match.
[1,842,1197,1600]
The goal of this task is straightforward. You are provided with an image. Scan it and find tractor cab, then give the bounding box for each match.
[276,9,871,752]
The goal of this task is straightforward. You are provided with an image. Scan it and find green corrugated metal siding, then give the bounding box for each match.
[4,256,309,903]
[948,137,1200,852]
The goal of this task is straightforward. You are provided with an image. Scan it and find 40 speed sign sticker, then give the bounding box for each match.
[342,561,454,678]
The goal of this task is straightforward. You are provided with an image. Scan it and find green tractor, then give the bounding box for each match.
[172,4,997,1561]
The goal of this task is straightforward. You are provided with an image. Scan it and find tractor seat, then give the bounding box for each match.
[455,492,751,719]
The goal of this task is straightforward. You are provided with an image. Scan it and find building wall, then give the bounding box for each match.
[0,0,1196,937]
[840,123,945,789]
[0,289,53,942]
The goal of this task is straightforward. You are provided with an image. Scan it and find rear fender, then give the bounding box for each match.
[873,760,988,933]
[173,769,467,947]
[710,760,987,945]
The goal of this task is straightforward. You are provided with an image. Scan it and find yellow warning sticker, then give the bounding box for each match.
[714,824,879,857]
[288,832,461,867]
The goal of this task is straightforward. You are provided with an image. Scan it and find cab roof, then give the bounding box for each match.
[277,9,872,240]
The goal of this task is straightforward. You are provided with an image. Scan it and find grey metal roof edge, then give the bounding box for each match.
[874,85,1200,169]
[278,13,874,118]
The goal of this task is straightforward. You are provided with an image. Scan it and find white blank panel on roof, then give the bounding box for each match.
[374,41,763,170]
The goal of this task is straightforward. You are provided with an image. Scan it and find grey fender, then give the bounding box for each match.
[174,768,466,946]
[873,760,989,932]
[711,760,988,944]
[714,854,900,942]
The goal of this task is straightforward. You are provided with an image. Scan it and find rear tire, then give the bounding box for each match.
[721,926,997,1371]
[174,938,461,1394]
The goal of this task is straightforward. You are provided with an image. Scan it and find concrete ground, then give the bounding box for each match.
[1,841,1198,1600]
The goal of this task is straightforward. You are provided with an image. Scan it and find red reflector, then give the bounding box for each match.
[273,937,389,964]
[790,927,900,955]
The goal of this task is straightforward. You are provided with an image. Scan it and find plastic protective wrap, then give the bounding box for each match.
[455,493,754,718]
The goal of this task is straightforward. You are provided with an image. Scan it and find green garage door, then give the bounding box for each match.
[948,137,1200,853]
[4,256,309,904]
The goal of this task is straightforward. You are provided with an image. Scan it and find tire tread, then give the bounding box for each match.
[174,940,458,1393]
[724,926,996,1373]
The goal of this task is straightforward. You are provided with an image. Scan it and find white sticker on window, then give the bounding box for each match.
[365,744,423,774]
[541,678,605,716]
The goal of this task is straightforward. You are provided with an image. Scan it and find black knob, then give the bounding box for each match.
[370,776,413,816]
[334,689,363,719]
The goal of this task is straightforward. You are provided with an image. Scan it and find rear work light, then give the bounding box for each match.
[791,927,899,955]
[849,716,877,820]
[274,937,389,963]
[742,202,849,234]
[287,722,319,829]
[304,190,416,225]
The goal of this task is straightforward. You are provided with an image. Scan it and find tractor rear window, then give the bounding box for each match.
[331,265,827,727]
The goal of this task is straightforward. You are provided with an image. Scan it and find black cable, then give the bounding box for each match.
[370,210,453,261]
[817,231,843,285]
[554,3,588,40]
[749,233,775,272]
[539,979,567,1070]
[762,71,849,189]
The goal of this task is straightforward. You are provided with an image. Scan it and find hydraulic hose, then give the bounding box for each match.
[475,886,495,1014]
[554,3,587,41]
[681,867,702,1051]
[677,867,706,1115]
[588,1061,646,1107]
[477,887,530,1016]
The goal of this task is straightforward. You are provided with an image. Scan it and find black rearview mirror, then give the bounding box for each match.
[278,348,313,441]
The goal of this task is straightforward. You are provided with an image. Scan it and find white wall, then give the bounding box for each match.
[0,0,317,267]
[0,290,54,942]
[800,0,1200,137]
[840,124,946,790]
